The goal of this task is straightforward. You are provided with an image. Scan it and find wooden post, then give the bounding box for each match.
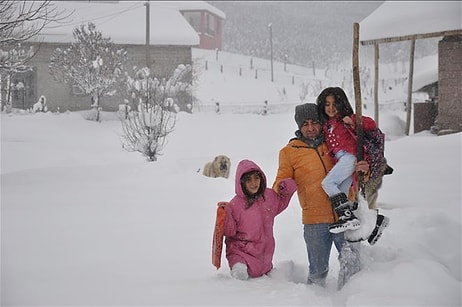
[405,39,416,136]
[353,22,364,188]
[339,24,365,289]
[353,23,364,160]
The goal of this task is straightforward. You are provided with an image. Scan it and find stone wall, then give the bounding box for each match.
[438,35,462,134]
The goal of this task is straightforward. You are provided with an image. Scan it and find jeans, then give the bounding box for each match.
[322,150,356,197]
[303,223,344,286]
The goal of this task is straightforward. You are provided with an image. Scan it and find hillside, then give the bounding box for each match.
[191,48,433,116]
[209,1,439,68]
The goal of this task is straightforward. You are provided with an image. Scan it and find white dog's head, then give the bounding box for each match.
[215,155,230,173]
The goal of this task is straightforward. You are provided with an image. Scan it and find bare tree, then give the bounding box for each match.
[0,0,68,45]
[0,1,69,111]
[121,64,192,161]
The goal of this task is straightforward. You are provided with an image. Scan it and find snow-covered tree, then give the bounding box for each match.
[0,44,35,112]
[49,22,128,121]
[120,64,192,161]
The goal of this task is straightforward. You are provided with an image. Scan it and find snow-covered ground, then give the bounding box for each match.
[1,48,461,306]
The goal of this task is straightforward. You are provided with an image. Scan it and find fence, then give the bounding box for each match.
[193,101,300,115]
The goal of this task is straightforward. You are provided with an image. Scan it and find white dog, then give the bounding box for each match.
[203,155,231,178]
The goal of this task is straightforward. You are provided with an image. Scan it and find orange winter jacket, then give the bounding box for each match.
[273,138,338,225]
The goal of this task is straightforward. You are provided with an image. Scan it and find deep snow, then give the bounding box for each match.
[1,48,461,306]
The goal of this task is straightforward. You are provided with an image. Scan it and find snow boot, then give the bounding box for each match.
[328,193,361,234]
[368,214,390,245]
[231,262,249,280]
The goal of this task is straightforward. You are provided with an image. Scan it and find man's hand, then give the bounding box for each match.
[343,116,355,127]
[355,160,370,178]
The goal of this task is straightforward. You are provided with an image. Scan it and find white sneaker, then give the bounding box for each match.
[231,262,249,280]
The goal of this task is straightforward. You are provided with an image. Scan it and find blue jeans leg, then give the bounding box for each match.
[304,223,345,286]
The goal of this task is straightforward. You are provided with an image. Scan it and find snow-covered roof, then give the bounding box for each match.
[360,1,462,44]
[157,1,226,19]
[30,1,201,45]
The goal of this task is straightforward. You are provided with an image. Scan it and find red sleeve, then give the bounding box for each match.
[362,115,377,131]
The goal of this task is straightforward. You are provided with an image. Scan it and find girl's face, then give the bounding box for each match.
[324,95,338,118]
[243,172,261,195]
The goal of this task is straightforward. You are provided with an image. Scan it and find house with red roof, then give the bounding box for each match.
[10,1,225,112]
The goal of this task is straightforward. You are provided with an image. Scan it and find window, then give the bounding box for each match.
[11,67,36,109]
[71,84,86,96]
[183,12,201,32]
[205,14,215,36]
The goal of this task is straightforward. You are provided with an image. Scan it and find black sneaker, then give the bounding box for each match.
[329,210,361,234]
[368,214,390,245]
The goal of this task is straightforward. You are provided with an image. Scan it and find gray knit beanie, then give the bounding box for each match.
[294,103,319,128]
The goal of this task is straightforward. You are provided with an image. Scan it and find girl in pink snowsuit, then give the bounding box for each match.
[222,159,297,280]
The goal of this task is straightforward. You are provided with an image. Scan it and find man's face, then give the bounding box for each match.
[300,119,322,140]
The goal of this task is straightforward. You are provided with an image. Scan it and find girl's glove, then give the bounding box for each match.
[217,201,228,208]
[278,178,297,196]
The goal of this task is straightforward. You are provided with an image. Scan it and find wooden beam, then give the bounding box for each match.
[361,29,462,45]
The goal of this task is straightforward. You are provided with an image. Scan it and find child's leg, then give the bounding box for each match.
[322,151,360,233]
[321,150,356,197]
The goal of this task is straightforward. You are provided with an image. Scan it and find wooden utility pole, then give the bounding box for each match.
[145,0,150,68]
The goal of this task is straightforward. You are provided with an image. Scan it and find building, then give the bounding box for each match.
[162,2,226,50]
[360,1,462,135]
[11,1,224,112]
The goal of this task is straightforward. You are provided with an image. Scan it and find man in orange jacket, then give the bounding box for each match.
[273,103,386,287]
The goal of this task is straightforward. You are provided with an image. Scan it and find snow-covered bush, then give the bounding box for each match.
[32,95,48,112]
[120,64,192,161]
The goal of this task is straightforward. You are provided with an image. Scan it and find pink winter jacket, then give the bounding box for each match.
[223,159,297,278]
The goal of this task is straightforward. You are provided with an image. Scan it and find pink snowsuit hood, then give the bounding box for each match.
[234,159,267,198]
[224,159,297,278]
